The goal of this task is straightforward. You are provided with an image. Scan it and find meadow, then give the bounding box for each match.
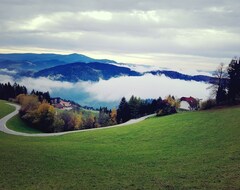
[7,114,43,134]
[0,100,239,189]
[0,100,15,119]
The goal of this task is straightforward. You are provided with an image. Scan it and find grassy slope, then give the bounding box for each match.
[0,100,15,119]
[7,114,42,134]
[0,105,239,189]
[56,108,99,119]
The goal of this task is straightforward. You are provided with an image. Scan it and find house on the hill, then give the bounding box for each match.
[51,97,61,104]
[51,98,73,110]
[180,96,199,110]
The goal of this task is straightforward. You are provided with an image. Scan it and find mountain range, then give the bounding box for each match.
[0,53,116,71]
[0,53,215,83]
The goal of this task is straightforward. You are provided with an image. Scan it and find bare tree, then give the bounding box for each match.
[208,63,228,104]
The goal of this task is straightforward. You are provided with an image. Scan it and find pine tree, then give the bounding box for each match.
[117,97,130,123]
[227,58,240,103]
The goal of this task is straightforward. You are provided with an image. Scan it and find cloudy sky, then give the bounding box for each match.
[0,0,239,70]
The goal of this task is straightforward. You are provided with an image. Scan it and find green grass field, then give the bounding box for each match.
[0,101,239,189]
[0,100,15,119]
[7,114,43,134]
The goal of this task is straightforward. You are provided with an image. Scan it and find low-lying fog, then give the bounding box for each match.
[1,73,211,108]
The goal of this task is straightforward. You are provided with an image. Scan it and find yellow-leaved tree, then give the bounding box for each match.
[36,101,56,132]
[109,109,117,125]
[166,95,180,109]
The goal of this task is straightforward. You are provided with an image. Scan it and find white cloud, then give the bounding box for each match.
[0,68,17,74]
[17,77,74,93]
[0,74,14,84]
[0,74,210,107]
[110,62,213,76]
[80,74,210,102]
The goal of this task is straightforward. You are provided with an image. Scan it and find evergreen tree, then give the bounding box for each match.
[128,95,141,119]
[117,97,130,123]
[0,82,27,100]
[227,58,240,103]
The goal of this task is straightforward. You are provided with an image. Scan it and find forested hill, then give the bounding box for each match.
[147,70,215,83]
[0,53,217,84]
[0,53,116,71]
[34,62,141,82]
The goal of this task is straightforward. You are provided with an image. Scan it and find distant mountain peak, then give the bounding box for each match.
[0,53,117,71]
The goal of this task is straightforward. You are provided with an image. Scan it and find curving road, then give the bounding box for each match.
[0,103,156,137]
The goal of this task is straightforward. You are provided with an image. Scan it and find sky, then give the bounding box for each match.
[0,0,239,71]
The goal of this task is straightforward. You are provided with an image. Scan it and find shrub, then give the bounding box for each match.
[200,99,216,110]
[156,103,177,117]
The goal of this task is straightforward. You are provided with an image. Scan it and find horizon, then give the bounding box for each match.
[1,1,239,71]
[0,50,233,72]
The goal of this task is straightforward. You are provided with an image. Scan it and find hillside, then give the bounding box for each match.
[0,100,15,119]
[0,53,216,84]
[148,70,215,83]
[34,62,141,82]
[0,101,239,189]
[0,53,116,71]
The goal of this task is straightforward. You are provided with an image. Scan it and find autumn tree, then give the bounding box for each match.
[166,95,180,109]
[98,108,110,127]
[51,115,65,132]
[70,112,83,130]
[109,109,117,125]
[16,94,27,105]
[59,111,82,131]
[19,95,39,116]
[83,113,96,129]
[35,102,55,132]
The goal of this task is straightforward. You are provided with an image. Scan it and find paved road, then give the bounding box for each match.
[0,103,156,137]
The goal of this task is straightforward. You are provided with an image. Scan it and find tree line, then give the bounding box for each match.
[16,94,119,132]
[1,82,180,133]
[15,93,179,133]
[0,82,27,100]
[208,57,240,108]
[0,82,52,104]
[116,95,179,123]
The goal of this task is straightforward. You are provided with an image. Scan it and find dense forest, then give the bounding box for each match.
[0,82,27,100]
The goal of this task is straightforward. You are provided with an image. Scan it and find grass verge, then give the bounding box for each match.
[7,114,42,134]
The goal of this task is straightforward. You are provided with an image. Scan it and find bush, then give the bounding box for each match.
[156,105,177,117]
[200,99,216,110]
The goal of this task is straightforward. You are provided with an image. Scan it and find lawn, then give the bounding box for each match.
[7,114,43,134]
[0,102,239,189]
[0,100,15,119]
